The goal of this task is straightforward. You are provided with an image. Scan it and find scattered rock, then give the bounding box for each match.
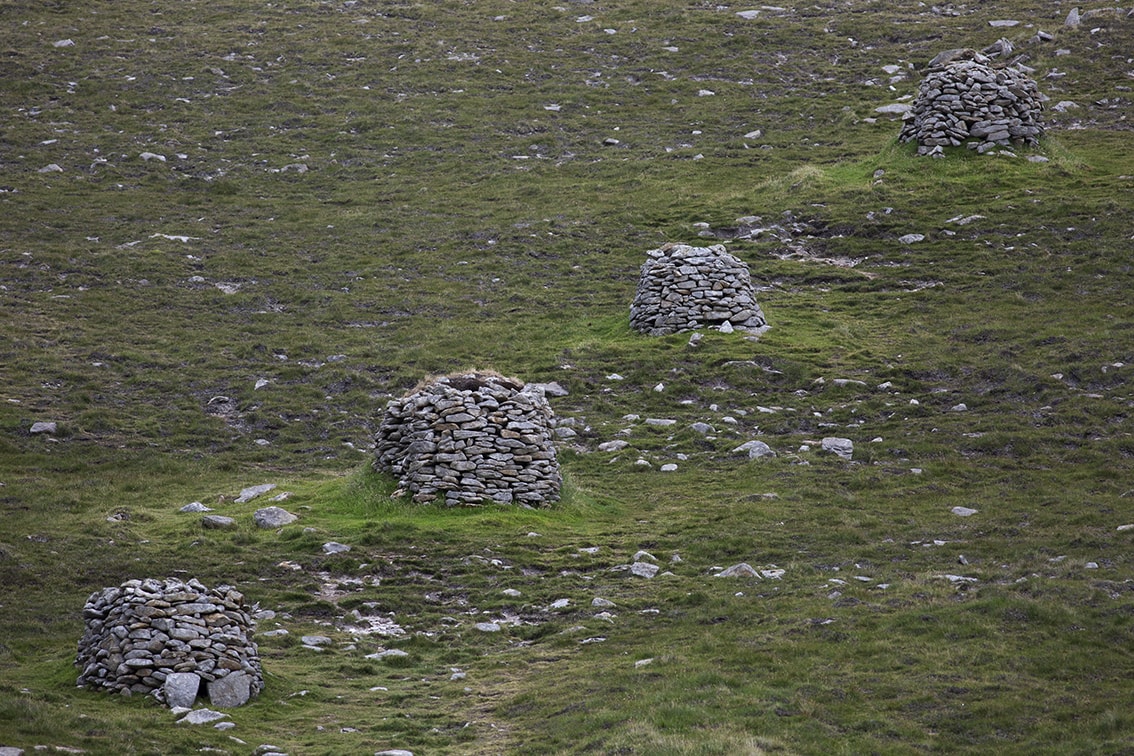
[898,233,926,244]
[253,507,298,528]
[301,635,333,647]
[951,506,978,517]
[322,542,351,555]
[527,381,569,397]
[597,439,630,452]
[474,622,502,632]
[821,437,854,460]
[177,708,230,725]
[733,440,776,459]
[717,563,759,578]
[875,103,913,115]
[235,484,277,503]
[629,562,659,578]
[29,421,57,434]
[180,502,212,513]
[201,515,236,529]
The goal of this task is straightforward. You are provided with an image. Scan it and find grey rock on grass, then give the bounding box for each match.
[201,515,236,529]
[176,708,229,725]
[253,506,298,528]
[821,437,854,460]
[235,483,277,503]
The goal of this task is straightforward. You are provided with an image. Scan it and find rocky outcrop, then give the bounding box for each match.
[630,243,768,336]
[900,51,1045,156]
[75,578,263,707]
[374,372,561,506]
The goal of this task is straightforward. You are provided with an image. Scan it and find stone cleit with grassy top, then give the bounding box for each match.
[1,1,1133,754]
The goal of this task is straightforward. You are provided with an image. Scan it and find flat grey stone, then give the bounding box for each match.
[717,563,759,578]
[201,515,237,529]
[163,672,202,709]
[29,421,57,434]
[253,506,298,528]
[322,541,351,554]
[875,103,912,115]
[235,483,277,503]
[951,506,978,517]
[300,635,333,647]
[176,708,229,725]
[208,671,252,708]
[821,437,854,460]
[597,440,630,452]
[733,440,776,459]
[474,622,502,632]
[629,562,659,578]
[180,501,213,513]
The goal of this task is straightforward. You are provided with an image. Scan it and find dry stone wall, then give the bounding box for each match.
[900,51,1045,156]
[75,578,263,706]
[630,243,767,336]
[374,372,561,506]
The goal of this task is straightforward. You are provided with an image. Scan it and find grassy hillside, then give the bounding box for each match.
[2,1,1132,753]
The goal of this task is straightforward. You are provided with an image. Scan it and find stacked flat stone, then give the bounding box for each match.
[75,577,263,704]
[900,50,1044,156]
[374,372,561,506]
[630,243,767,336]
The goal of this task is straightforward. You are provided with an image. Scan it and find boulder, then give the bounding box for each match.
[253,506,298,528]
